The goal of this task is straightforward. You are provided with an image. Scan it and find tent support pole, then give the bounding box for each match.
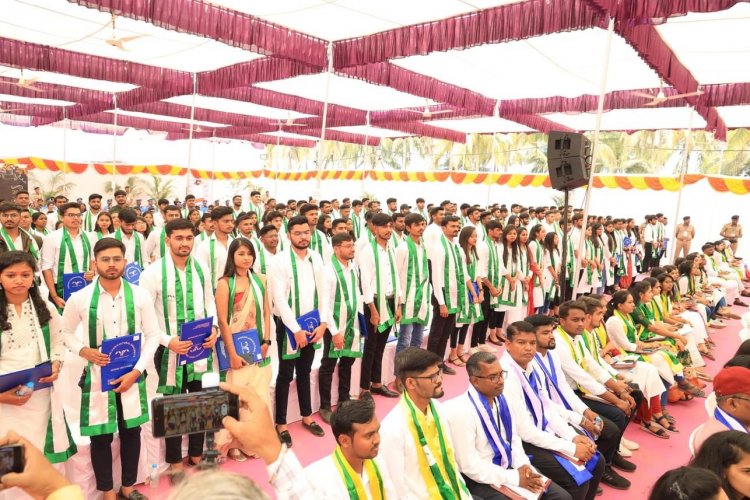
[669,107,695,264]
[111,94,118,193]
[314,42,334,200]
[186,72,197,197]
[573,16,615,297]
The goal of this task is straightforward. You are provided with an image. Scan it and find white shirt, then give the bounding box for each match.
[321,258,361,335]
[195,234,233,289]
[45,211,59,232]
[144,229,165,263]
[305,454,397,499]
[395,236,427,297]
[423,222,443,250]
[40,229,92,283]
[139,255,217,347]
[61,280,160,374]
[359,241,397,303]
[553,328,610,396]
[269,248,327,333]
[117,231,146,267]
[500,351,578,456]
[379,398,472,500]
[532,351,588,426]
[445,392,531,488]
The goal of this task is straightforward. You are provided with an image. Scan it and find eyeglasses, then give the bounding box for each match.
[721,395,750,404]
[473,371,508,384]
[98,257,124,264]
[411,369,443,384]
[65,213,82,218]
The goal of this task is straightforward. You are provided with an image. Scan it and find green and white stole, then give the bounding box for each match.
[547,247,560,299]
[486,239,502,307]
[401,393,470,499]
[566,231,576,286]
[283,250,321,360]
[1,300,77,463]
[529,240,543,289]
[333,445,385,500]
[158,229,167,260]
[440,235,466,315]
[80,279,148,436]
[518,247,529,305]
[0,227,39,260]
[253,240,270,275]
[614,310,681,371]
[402,237,431,325]
[329,256,364,358]
[55,228,91,304]
[351,214,362,239]
[157,256,211,394]
[83,210,98,232]
[498,248,518,306]
[390,231,404,248]
[114,229,143,269]
[457,250,483,325]
[311,229,323,254]
[371,239,398,332]
[208,236,233,291]
[227,273,269,368]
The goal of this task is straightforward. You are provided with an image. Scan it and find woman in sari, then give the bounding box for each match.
[214,238,272,461]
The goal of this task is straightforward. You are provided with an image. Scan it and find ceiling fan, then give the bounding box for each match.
[0,69,44,93]
[269,113,305,128]
[181,124,206,133]
[404,100,453,119]
[105,14,147,50]
[631,80,703,106]
[0,106,22,114]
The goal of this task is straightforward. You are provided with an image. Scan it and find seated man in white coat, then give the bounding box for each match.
[446,351,571,500]
[306,400,396,498]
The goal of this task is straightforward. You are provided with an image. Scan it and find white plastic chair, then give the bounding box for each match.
[689,424,704,456]
[705,391,717,416]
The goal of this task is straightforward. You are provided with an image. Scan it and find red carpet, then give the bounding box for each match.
[140,308,744,499]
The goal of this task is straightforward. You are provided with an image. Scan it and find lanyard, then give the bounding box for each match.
[88,278,136,347]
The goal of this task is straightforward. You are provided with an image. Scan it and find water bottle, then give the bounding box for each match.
[15,382,34,397]
[149,463,159,489]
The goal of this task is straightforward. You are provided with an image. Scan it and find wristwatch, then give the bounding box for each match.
[262,339,272,346]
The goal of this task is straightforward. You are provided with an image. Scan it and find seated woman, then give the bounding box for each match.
[691,430,750,500]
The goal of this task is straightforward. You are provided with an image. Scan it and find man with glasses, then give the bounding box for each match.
[41,202,94,311]
[693,366,750,452]
[379,347,472,498]
[447,351,571,499]
[62,238,160,500]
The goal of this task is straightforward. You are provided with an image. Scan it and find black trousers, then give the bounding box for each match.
[427,301,457,361]
[275,316,316,424]
[153,347,206,464]
[359,297,395,390]
[523,442,604,500]
[462,473,572,500]
[642,242,653,271]
[470,286,492,347]
[318,330,355,409]
[577,390,642,465]
[90,393,141,491]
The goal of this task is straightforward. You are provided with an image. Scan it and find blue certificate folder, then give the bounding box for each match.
[285,310,321,350]
[216,329,263,371]
[62,272,87,300]
[123,263,142,285]
[468,282,481,304]
[178,317,214,366]
[0,362,53,393]
[100,335,142,392]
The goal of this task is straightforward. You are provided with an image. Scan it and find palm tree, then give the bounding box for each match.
[138,174,175,201]
[104,176,141,197]
[29,171,75,200]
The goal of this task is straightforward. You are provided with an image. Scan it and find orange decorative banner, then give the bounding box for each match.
[1,157,746,195]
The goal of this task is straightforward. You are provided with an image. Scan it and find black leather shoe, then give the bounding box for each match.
[320,407,333,424]
[302,420,325,437]
[601,466,631,490]
[359,391,374,403]
[612,453,637,472]
[371,385,399,398]
[276,427,293,448]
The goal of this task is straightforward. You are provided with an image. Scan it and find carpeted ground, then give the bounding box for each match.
[139,306,745,499]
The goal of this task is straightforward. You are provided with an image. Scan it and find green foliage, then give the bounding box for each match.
[29,171,75,200]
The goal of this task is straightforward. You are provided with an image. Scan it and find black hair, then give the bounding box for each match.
[93,237,125,257]
[691,430,750,500]
[629,280,652,305]
[165,218,195,236]
[529,224,544,242]
[559,300,587,319]
[330,399,376,444]
[580,296,604,315]
[118,208,138,224]
[211,206,233,221]
[605,290,632,320]
[501,224,518,264]
[332,232,354,246]
[164,205,181,216]
[14,190,29,197]
[0,202,21,214]
[113,190,127,197]
[299,203,319,217]
[486,219,501,232]
[93,212,113,233]
[264,210,283,224]
[286,215,308,232]
[466,351,498,377]
[222,238,257,279]
[506,320,536,340]
[648,466,723,500]
[371,213,392,227]
[735,340,750,358]
[525,314,556,330]
[458,226,477,265]
[724,355,750,370]
[543,231,559,256]
[59,202,81,217]
[395,347,441,383]
[0,251,50,330]
[32,212,46,224]
[184,194,196,201]
[88,193,102,202]
[331,218,348,229]
[258,224,278,237]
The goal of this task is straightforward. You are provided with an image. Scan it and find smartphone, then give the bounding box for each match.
[151,389,240,438]
[0,444,24,476]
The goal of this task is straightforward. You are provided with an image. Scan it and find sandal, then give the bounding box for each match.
[662,412,676,424]
[678,380,706,398]
[700,350,716,361]
[654,415,679,433]
[459,352,471,364]
[488,336,504,346]
[449,356,466,367]
[641,421,670,439]
[228,449,247,462]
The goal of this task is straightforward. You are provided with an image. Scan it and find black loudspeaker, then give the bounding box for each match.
[547,131,591,191]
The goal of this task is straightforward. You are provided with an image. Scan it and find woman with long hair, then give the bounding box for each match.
[110,212,121,232]
[0,251,76,464]
[649,467,727,500]
[527,224,547,314]
[214,238,271,462]
[31,212,48,238]
[187,209,202,236]
[316,214,333,240]
[491,225,519,343]
[143,210,155,233]
[135,216,150,240]
[602,221,617,293]
[542,231,561,316]
[620,218,641,287]
[691,430,750,500]
[576,225,602,295]
[448,226,482,366]
[91,212,114,241]
[508,226,531,323]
